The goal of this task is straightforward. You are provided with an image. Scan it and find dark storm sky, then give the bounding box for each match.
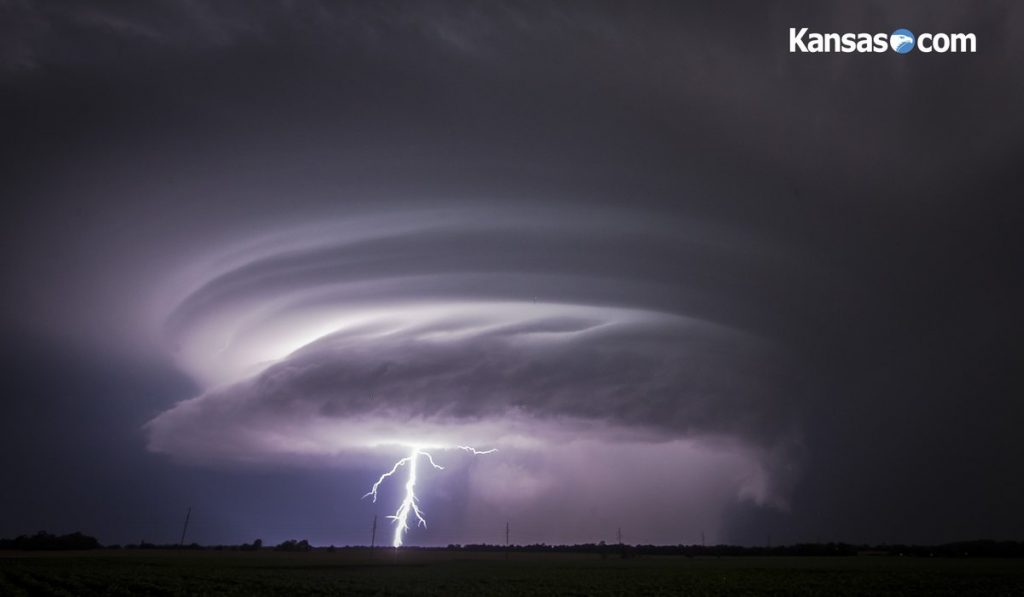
[1,1,1022,546]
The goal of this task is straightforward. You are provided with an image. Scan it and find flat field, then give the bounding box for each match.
[2,550,1023,596]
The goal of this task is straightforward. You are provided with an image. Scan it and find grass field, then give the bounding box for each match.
[2,550,1023,596]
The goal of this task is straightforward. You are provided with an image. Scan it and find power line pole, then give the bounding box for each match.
[617,527,622,545]
[370,515,378,551]
[505,521,510,560]
[179,506,192,546]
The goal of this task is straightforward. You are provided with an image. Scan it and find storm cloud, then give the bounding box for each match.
[143,209,803,536]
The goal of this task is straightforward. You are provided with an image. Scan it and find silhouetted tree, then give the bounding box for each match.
[0,531,100,550]
[274,539,312,552]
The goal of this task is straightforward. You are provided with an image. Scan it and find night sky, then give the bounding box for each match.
[1,1,1022,548]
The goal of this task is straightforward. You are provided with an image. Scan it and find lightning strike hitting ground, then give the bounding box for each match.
[364,446,496,547]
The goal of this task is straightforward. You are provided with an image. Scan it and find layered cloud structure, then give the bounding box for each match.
[144,205,801,540]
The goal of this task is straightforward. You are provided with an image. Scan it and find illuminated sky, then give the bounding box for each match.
[1,1,1022,547]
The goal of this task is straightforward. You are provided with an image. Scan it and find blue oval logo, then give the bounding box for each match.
[890,28,915,54]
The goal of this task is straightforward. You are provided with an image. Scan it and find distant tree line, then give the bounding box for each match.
[3,532,1023,557]
[273,539,312,552]
[0,531,100,551]
[439,540,1024,558]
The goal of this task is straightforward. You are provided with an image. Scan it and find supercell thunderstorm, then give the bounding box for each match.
[143,206,803,544]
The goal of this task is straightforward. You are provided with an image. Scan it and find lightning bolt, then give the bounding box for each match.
[364,445,496,547]
[457,445,498,455]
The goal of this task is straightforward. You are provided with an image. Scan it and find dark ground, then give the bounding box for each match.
[2,550,1023,596]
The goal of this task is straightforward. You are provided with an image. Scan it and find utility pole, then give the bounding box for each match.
[370,515,378,551]
[617,527,622,545]
[179,506,192,546]
[701,531,706,548]
[505,521,510,560]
